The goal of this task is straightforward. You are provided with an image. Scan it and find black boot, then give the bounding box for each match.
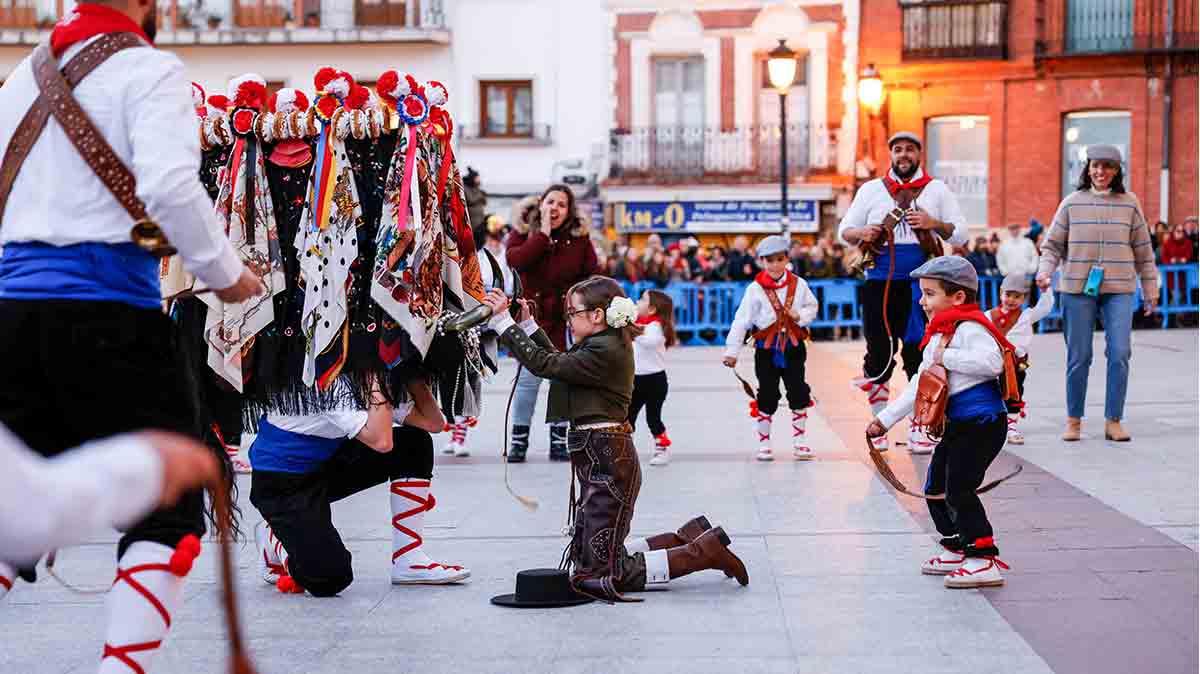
[508,424,529,463]
[549,424,569,461]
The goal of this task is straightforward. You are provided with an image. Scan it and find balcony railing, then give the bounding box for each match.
[1036,0,1198,56]
[900,0,1008,59]
[608,125,831,186]
[0,0,448,40]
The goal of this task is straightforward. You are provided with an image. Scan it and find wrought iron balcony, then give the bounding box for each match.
[0,0,448,44]
[607,124,831,186]
[1036,0,1197,56]
[900,0,1008,59]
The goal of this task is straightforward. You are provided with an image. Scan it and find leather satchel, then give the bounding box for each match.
[912,339,950,438]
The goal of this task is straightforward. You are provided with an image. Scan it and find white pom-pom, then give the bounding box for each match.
[226,73,266,101]
[326,74,351,98]
[191,82,206,109]
[395,74,413,96]
[425,81,447,107]
[274,88,299,114]
[605,296,638,328]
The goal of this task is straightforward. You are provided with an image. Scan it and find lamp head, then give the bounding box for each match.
[767,39,798,95]
[857,63,884,115]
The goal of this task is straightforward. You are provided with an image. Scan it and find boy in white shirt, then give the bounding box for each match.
[867,256,1013,588]
[988,273,1055,444]
[723,235,820,461]
[250,378,469,596]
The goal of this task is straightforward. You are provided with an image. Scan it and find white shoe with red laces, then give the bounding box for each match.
[649,449,671,466]
[921,543,965,575]
[792,445,814,461]
[908,422,936,455]
[755,446,774,461]
[255,522,287,586]
[944,556,1009,588]
[1007,429,1025,445]
[870,435,889,453]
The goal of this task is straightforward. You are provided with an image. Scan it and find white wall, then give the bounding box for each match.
[451,0,609,195]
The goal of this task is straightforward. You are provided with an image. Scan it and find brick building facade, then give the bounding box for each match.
[858,0,1198,231]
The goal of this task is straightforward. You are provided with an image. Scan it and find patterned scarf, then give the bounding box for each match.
[202,111,285,392]
[295,95,364,390]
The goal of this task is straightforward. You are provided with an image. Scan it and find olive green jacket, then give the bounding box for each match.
[500,325,633,424]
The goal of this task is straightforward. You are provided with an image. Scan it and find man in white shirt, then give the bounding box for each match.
[996,222,1039,280]
[0,1,262,671]
[839,132,969,454]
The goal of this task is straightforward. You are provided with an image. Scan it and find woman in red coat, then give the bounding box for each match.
[503,184,599,462]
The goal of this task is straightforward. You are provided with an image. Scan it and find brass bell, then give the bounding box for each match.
[130,220,177,258]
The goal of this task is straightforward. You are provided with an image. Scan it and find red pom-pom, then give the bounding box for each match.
[376,71,399,102]
[207,94,230,112]
[345,84,370,111]
[314,66,339,93]
[748,400,759,418]
[315,95,339,120]
[292,90,310,111]
[442,422,452,432]
[276,575,304,594]
[404,74,424,98]
[234,80,268,110]
[231,109,257,135]
[169,534,202,576]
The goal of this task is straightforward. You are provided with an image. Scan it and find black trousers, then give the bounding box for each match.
[628,371,669,436]
[754,343,811,416]
[861,280,923,383]
[249,425,432,597]
[924,415,1007,552]
[0,300,207,558]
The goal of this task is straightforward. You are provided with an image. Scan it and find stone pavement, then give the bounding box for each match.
[1,330,1195,674]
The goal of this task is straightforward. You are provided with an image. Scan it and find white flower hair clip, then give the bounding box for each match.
[605,296,638,328]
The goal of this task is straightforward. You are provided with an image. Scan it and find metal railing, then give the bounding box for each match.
[607,124,831,185]
[1036,0,1198,56]
[900,0,1008,59]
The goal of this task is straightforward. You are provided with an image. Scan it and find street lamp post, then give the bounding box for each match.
[767,39,798,238]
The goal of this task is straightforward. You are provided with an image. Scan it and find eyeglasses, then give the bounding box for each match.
[565,306,594,320]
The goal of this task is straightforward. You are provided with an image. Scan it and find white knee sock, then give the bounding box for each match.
[0,560,13,602]
[391,478,436,569]
[868,382,890,417]
[755,412,772,446]
[97,537,199,674]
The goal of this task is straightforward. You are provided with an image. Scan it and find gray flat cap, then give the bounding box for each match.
[755,235,790,259]
[910,255,978,292]
[1086,144,1122,162]
[1001,272,1030,294]
[888,132,922,149]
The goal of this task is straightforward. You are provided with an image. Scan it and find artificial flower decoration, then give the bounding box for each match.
[227,73,267,137]
[191,81,207,118]
[269,88,310,115]
[394,73,428,126]
[314,66,355,122]
[605,296,638,328]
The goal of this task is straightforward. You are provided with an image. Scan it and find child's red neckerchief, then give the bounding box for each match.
[920,302,1016,352]
[754,270,791,290]
[635,315,660,326]
[50,3,153,57]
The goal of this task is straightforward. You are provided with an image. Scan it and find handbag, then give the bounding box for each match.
[912,339,950,438]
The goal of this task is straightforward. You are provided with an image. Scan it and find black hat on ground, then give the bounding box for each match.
[491,568,594,608]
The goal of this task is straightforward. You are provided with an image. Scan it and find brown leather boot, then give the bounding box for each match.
[1105,419,1131,442]
[666,527,749,586]
[643,515,713,551]
[1062,417,1082,441]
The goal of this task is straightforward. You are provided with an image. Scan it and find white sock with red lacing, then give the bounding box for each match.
[390,479,468,582]
[791,408,808,447]
[97,536,201,674]
[867,382,890,417]
[755,411,773,447]
[0,560,13,602]
[451,420,467,446]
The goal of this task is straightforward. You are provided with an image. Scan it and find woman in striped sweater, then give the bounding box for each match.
[1036,144,1158,442]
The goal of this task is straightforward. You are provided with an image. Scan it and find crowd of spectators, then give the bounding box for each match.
[598,234,860,286]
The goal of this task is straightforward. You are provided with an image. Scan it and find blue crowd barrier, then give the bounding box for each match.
[614,265,1197,346]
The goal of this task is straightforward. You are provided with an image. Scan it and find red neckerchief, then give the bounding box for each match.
[988,306,1022,335]
[755,270,790,290]
[882,171,933,198]
[635,315,660,326]
[50,3,152,57]
[920,303,1016,352]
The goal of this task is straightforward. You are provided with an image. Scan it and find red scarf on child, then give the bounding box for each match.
[754,270,790,290]
[920,303,1016,352]
[50,3,152,57]
[635,315,660,326]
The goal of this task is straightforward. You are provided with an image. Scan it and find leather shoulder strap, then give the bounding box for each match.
[0,33,146,228]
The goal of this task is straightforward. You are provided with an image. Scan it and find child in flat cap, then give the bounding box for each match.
[866,256,1016,588]
[989,273,1055,444]
[723,235,820,461]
